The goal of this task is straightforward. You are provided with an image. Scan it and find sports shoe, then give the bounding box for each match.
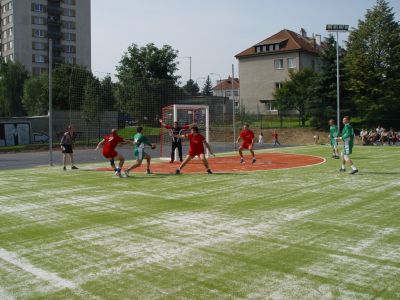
[71,166,79,169]
[146,169,152,174]
[339,168,346,172]
[124,170,130,177]
[63,166,66,171]
[240,158,244,164]
[252,158,256,164]
[169,160,174,163]
[207,169,213,174]
[334,156,340,159]
[350,169,359,175]
[115,170,122,177]
[175,169,181,175]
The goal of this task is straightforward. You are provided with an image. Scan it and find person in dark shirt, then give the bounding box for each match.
[160,119,190,163]
[60,125,78,171]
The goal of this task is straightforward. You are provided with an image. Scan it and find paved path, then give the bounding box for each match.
[0,143,287,170]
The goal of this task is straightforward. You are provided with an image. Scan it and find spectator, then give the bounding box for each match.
[360,128,368,145]
[60,125,78,171]
[258,132,264,145]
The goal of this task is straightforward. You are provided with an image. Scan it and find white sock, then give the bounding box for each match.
[342,164,345,169]
[351,165,357,170]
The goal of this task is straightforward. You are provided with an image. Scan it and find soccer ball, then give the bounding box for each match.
[151,144,156,149]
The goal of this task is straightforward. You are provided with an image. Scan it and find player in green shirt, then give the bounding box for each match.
[328,119,339,159]
[338,116,358,174]
[124,126,156,177]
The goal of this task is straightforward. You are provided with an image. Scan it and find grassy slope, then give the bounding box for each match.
[0,146,399,299]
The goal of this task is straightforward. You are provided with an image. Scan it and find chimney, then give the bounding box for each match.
[315,34,322,46]
[300,28,307,38]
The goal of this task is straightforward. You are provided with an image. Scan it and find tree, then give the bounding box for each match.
[115,43,181,124]
[0,61,29,117]
[22,74,49,116]
[182,79,200,96]
[100,75,116,110]
[202,76,213,96]
[274,69,316,126]
[308,35,348,128]
[82,77,103,141]
[52,64,94,111]
[345,0,400,126]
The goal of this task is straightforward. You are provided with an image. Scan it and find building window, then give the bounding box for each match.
[3,27,13,38]
[62,8,76,17]
[63,32,76,41]
[32,29,46,38]
[62,21,76,29]
[287,58,296,69]
[263,100,277,111]
[63,45,76,53]
[5,54,13,62]
[274,44,280,51]
[225,91,231,97]
[2,14,12,26]
[274,59,284,70]
[2,2,12,13]
[32,3,46,12]
[2,41,13,52]
[64,57,75,64]
[32,42,47,50]
[275,82,283,90]
[311,60,315,71]
[32,16,47,25]
[269,44,274,51]
[233,91,239,96]
[32,54,47,63]
[62,0,76,4]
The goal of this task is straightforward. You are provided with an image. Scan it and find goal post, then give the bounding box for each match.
[160,104,209,160]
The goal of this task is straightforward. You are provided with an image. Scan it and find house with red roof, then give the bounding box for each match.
[212,76,240,102]
[235,28,322,114]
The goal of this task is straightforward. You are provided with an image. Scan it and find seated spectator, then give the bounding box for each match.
[380,128,389,145]
[376,125,384,138]
[360,128,368,145]
[388,128,394,145]
[368,129,379,145]
[394,130,400,145]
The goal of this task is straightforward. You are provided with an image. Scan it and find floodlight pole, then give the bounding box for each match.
[48,38,53,166]
[336,31,340,132]
[326,24,349,132]
[232,64,236,151]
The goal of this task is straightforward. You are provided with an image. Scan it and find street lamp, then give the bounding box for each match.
[326,24,349,131]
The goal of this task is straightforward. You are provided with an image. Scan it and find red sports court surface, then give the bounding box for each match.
[96,153,325,174]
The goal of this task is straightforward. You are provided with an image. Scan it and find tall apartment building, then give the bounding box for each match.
[0,0,91,75]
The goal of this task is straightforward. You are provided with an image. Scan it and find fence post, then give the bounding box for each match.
[48,38,53,166]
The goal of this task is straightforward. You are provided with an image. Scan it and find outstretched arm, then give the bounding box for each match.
[159,119,172,129]
[95,139,105,151]
[203,141,215,156]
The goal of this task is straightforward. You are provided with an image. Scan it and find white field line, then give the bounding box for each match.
[0,286,15,300]
[0,248,76,289]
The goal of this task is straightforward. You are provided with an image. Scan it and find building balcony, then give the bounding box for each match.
[47,6,62,15]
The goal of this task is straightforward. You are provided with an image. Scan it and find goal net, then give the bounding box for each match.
[160,104,209,160]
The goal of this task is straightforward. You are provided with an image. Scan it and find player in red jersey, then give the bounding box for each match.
[236,123,256,164]
[174,126,214,174]
[95,129,129,177]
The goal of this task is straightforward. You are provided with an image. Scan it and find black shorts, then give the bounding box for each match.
[62,144,73,154]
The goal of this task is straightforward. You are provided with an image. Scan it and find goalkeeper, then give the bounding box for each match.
[124,126,156,177]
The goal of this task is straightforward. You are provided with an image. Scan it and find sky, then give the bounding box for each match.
[91,0,400,85]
